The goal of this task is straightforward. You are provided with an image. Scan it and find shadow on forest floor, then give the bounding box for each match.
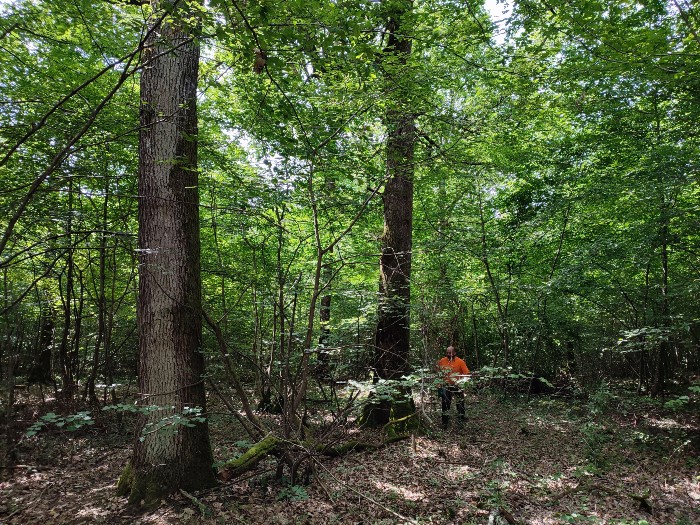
[1,387,698,525]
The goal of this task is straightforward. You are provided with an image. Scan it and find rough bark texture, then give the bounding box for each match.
[375,112,414,381]
[123,0,216,505]
[368,0,416,426]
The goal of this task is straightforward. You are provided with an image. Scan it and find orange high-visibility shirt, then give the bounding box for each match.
[437,356,470,385]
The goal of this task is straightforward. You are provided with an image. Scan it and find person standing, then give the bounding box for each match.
[437,346,470,428]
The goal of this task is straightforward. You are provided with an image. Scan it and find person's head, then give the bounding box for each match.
[446,346,457,359]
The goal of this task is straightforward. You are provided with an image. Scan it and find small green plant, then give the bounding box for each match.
[139,406,207,441]
[663,395,689,411]
[580,421,612,470]
[664,383,699,411]
[102,403,207,441]
[588,381,613,415]
[25,411,94,436]
[347,377,417,404]
[483,479,507,507]
[276,484,309,502]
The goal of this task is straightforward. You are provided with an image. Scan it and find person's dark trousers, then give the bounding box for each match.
[439,385,465,428]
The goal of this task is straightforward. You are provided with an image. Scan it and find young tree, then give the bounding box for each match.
[118,0,216,504]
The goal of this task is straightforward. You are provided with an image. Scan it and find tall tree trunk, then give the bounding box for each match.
[28,302,54,385]
[369,0,416,426]
[651,97,671,398]
[3,268,20,465]
[58,182,76,398]
[72,268,84,382]
[652,197,670,397]
[119,0,215,505]
[317,179,336,376]
[86,193,109,402]
[58,266,75,398]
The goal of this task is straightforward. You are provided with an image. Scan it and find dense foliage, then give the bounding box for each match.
[1,0,698,420]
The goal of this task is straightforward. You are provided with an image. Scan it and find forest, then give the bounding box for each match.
[0,0,698,524]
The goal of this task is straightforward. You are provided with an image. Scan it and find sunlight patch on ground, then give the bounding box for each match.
[90,483,117,496]
[3,469,50,485]
[684,477,700,502]
[374,481,424,501]
[444,463,478,483]
[460,442,488,462]
[536,473,570,493]
[76,506,110,520]
[527,414,573,433]
[664,475,700,504]
[410,436,442,460]
[141,517,170,524]
[646,416,690,430]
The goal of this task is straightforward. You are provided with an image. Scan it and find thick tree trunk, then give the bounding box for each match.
[375,118,414,381]
[119,0,216,505]
[368,1,416,427]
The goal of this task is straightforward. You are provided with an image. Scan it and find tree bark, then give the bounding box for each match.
[120,0,216,505]
[369,0,416,426]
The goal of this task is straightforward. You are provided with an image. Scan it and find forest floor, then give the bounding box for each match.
[1,385,698,525]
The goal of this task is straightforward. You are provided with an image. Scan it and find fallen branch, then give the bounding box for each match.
[382,412,417,433]
[221,435,280,479]
[218,431,411,481]
[319,433,410,457]
[318,440,380,457]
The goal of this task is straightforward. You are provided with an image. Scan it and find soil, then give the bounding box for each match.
[1,387,698,525]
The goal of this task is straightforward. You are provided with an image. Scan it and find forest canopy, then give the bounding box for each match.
[0,0,699,515]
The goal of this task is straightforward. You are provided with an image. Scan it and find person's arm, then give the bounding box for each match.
[458,360,469,376]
